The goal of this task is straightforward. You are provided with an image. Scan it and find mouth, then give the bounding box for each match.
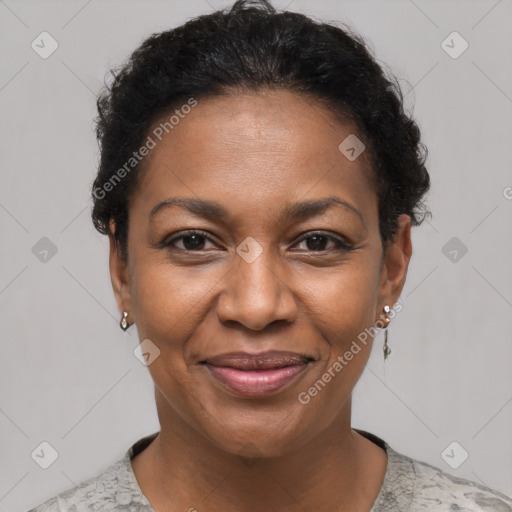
[199,351,315,398]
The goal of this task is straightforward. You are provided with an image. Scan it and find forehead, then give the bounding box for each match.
[131,89,377,228]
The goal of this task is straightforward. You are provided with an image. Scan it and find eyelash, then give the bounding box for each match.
[161,229,354,253]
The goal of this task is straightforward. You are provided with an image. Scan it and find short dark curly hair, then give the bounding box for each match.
[91,0,430,262]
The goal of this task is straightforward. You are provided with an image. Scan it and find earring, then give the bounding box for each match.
[120,311,130,331]
[382,304,391,360]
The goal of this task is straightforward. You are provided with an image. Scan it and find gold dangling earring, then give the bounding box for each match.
[120,310,130,331]
[382,305,391,361]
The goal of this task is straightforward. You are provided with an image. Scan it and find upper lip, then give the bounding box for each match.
[201,350,314,370]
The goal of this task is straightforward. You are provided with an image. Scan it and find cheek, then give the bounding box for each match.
[128,261,216,413]
[296,259,380,405]
[130,259,223,342]
[299,257,380,345]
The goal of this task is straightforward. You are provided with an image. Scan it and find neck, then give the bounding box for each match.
[131,394,386,512]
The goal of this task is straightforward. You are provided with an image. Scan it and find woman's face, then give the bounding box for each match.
[110,89,411,457]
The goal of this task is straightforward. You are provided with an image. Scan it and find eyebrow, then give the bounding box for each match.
[149,196,366,227]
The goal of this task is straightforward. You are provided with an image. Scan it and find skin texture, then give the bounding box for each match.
[109,89,412,512]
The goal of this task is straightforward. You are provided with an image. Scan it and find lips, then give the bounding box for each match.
[203,351,312,370]
[200,351,314,398]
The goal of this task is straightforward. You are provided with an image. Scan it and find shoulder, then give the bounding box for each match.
[393,449,512,511]
[25,452,151,512]
[411,459,512,511]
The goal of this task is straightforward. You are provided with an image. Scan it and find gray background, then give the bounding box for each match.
[1,0,511,510]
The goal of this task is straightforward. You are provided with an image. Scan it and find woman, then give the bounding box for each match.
[28,0,512,510]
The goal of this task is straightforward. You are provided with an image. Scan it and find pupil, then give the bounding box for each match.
[183,234,204,250]
[307,235,327,251]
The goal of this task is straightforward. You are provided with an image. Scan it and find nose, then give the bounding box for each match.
[216,250,297,331]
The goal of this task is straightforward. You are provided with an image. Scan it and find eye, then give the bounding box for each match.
[163,230,217,251]
[160,230,354,253]
[291,231,354,252]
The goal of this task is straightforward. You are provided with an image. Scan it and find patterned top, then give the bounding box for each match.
[27,429,512,511]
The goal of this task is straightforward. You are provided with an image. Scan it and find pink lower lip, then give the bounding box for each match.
[205,363,308,397]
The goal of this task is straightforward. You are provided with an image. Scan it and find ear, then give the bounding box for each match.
[108,221,132,321]
[376,214,412,316]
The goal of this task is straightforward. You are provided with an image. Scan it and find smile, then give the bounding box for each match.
[200,350,314,398]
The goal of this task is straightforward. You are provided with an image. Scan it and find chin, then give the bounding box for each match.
[198,402,314,459]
